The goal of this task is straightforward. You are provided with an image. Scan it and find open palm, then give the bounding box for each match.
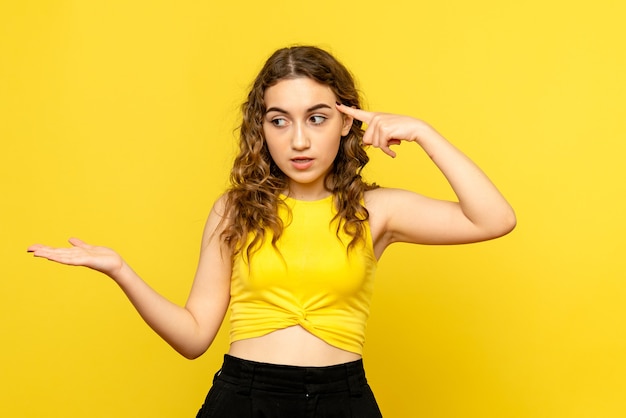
[28,237,124,277]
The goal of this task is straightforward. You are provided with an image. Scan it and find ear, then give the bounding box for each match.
[341,114,354,136]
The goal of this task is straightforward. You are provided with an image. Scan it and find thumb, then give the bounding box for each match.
[68,237,90,248]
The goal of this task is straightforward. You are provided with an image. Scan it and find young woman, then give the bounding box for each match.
[28,46,516,417]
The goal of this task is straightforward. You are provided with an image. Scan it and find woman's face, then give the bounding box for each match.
[262,77,353,200]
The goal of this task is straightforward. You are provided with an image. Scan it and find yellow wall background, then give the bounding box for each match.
[2,1,625,417]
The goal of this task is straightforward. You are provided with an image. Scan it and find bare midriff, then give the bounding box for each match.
[228,325,361,367]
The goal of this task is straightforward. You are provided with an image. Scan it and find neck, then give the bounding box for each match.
[284,183,331,201]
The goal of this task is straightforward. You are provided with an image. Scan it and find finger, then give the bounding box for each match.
[335,103,374,124]
[29,247,64,259]
[32,247,90,266]
[384,138,403,157]
[380,145,397,158]
[371,137,401,158]
[27,244,45,252]
[68,237,91,249]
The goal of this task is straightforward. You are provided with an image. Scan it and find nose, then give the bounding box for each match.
[291,122,310,151]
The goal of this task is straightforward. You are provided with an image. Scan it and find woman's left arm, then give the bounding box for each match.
[338,104,516,247]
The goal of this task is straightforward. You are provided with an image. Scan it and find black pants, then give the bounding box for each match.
[196,355,383,417]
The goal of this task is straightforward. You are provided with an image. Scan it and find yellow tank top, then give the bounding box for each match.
[229,194,378,355]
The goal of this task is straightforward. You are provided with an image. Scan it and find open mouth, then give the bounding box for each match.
[291,158,314,169]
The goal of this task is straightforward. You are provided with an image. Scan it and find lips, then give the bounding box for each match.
[291,157,314,170]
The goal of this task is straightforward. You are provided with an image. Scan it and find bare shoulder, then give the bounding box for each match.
[200,193,232,249]
[364,187,426,214]
[207,193,232,227]
[210,193,230,218]
[364,187,413,200]
[364,188,423,256]
[364,186,471,251]
[363,188,387,222]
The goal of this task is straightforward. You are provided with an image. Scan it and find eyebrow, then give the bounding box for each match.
[265,103,333,115]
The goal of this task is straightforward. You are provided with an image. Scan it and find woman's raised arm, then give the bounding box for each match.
[338,104,516,253]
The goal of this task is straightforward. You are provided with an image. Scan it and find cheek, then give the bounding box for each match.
[264,138,288,168]
[323,137,342,161]
[265,142,280,163]
[261,123,271,143]
[263,127,279,152]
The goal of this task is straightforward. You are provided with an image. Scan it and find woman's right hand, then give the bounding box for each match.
[28,237,124,278]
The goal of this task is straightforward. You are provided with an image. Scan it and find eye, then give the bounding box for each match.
[270,117,288,127]
[310,115,326,125]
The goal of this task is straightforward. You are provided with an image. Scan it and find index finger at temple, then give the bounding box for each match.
[336,104,373,124]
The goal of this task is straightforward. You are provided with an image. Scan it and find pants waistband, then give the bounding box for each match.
[217,354,367,396]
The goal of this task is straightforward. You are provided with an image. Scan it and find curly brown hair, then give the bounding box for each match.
[222,45,378,260]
